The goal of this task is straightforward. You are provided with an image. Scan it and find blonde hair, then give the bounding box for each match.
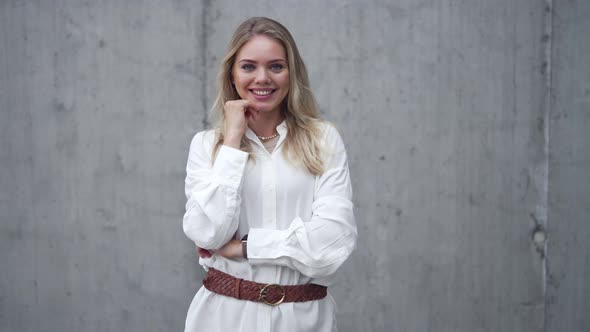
[210,17,324,175]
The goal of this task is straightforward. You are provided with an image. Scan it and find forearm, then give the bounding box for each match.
[184,134,248,249]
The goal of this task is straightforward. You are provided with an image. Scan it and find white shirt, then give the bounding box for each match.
[183,121,357,332]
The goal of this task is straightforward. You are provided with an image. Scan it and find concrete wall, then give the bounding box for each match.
[0,1,587,331]
[0,2,204,331]
[546,0,590,331]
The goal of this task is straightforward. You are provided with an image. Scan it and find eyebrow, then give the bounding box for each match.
[238,59,287,63]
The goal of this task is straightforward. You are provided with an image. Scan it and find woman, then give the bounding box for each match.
[183,17,357,331]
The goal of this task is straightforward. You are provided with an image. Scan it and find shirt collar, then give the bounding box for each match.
[245,119,288,144]
[245,127,258,142]
[276,119,287,136]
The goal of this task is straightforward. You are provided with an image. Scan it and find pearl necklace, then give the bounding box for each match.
[257,132,279,140]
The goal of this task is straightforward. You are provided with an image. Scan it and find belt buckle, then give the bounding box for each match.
[258,283,286,306]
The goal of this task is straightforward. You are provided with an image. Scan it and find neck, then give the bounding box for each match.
[248,109,284,137]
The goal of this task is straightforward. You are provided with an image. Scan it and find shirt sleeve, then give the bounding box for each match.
[182,131,249,249]
[247,125,358,279]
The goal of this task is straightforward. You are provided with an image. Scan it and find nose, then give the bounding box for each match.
[254,68,271,84]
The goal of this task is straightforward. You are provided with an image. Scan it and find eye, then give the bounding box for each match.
[241,64,255,71]
[270,63,284,72]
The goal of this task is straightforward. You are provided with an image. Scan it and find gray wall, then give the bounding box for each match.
[0,1,588,332]
[546,1,590,331]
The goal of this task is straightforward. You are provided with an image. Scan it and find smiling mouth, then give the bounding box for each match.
[250,89,276,96]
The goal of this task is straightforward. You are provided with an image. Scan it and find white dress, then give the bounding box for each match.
[183,120,357,332]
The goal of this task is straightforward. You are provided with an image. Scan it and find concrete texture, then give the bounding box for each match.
[546,1,590,331]
[0,1,205,331]
[0,1,588,332]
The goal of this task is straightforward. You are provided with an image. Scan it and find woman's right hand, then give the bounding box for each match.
[223,100,259,149]
[196,246,213,258]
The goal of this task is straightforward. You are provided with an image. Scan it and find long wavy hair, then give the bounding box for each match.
[210,17,324,176]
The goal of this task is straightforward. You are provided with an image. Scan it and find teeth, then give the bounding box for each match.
[252,90,273,96]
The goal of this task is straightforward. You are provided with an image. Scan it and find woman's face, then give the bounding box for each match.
[232,35,289,113]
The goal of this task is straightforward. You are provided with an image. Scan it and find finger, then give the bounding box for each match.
[227,99,252,111]
[247,102,258,112]
[197,247,212,258]
[250,108,260,121]
[246,106,261,120]
[245,109,254,121]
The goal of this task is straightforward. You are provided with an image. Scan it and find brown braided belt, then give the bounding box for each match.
[203,268,327,306]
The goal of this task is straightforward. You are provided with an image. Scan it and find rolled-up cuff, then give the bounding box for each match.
[211,145,248,189]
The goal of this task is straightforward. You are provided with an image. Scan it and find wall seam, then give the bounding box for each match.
[200,0,211,128]
[542,0,554,331]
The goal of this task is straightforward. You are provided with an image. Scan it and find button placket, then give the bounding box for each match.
[260,157,277,229]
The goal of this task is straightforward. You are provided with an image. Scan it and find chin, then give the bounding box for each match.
[252,102,281,113]
[257,105,275,112]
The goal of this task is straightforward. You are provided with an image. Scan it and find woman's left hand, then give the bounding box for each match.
[196,239,243,259]
[213,239,243,259]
